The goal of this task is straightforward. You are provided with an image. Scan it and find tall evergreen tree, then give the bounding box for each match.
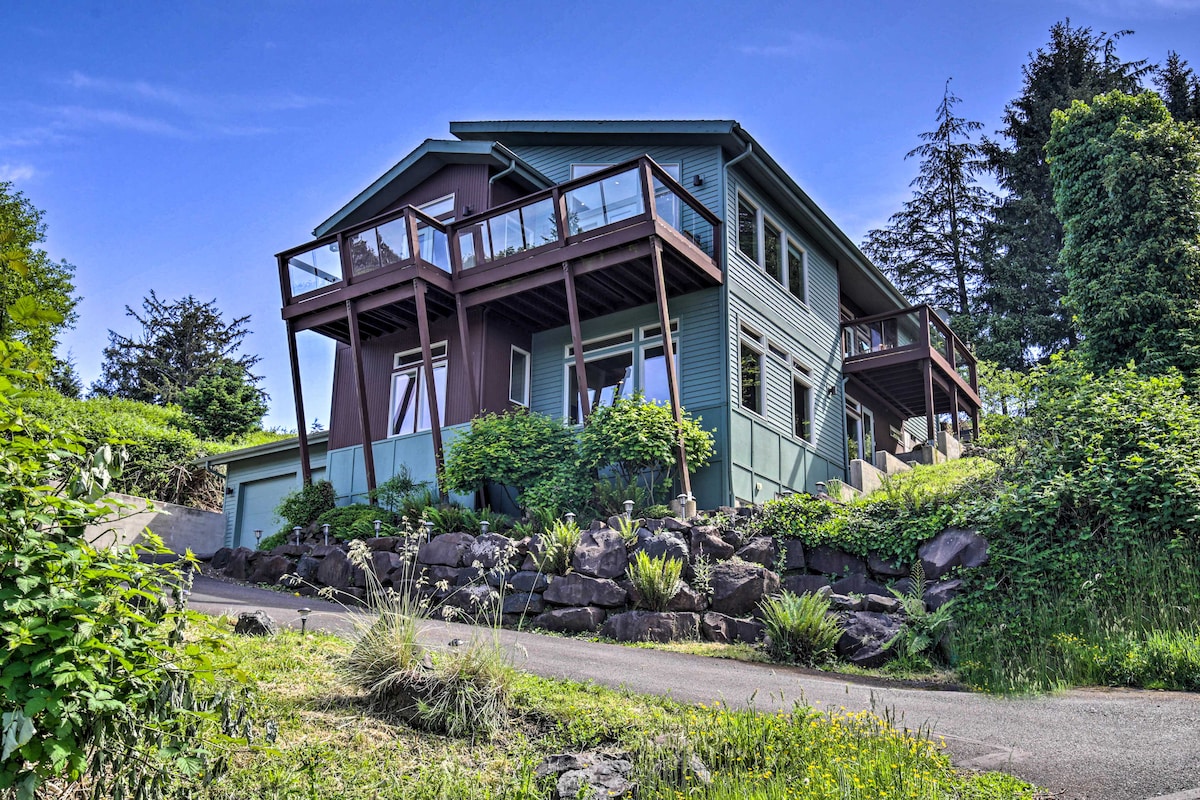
[978,20,1150,369]
[863,81,994,334]
[1155,51,1200,123]
[1048,90,1200,376]
[92,291,261,405]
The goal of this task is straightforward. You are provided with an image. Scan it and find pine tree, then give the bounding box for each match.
[862,81,994,335]
[978,20,1150,369]
[1155,51,1200,123]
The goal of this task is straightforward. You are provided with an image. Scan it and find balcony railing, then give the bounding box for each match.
[278,156,720,309]
[841,305,978,389]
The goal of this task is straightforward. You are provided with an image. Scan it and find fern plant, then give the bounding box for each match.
[887,563,956,663]
[759,591,843,666]
[531,518,581,575]
[615,515,643,549]
[627,550,683,611]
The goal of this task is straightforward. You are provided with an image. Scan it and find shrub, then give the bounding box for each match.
[759,591,843,666]
[519,458,593,517]
[0,341,252,799]
[368,465,429,512]
[442,408,579,508]
[423,503,480,535]
[531,518,581,575]
[627,550,683,611]
[317,503,393,538]
[275,479,336,528]
[615,515,642,549]
[642,504,672,520]
[578,394,714,502]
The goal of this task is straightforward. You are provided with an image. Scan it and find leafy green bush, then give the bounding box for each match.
[369,465,429,513]
[317,503,392,538]
[579,394,714,502]
[276,480,336,529]
[0,342,251,799]
[759,591,843,666]
[627,551,683,611]
[442,409,579,508]
[257,530,292,550]
[517,458,593,517]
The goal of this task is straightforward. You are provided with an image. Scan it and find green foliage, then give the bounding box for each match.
[0,340,251,800]
[93,291,263,406]
[257,530,292,550]
[369,465,429,513]
[1048,90,1200,377]
[0,182,77,370]
[591,474,649,519]
[1053,628,1200,691]
[423,504,480,535]
[1155,51,1200,123]
[178,357,269,440]
[516,458,593,518]
[531,519,581,575]
[276,480,336,528]
[578,394,714,501]
[863,81,994,326]
[442,408,579,508]
[615,515,642,549]
[957,359,1200,691]
[979,20,1149,368]
[316,504,392,540]
[887,564,956,665]
[759,591,843,667]
[626,550,683,612]
[642,504,672,520]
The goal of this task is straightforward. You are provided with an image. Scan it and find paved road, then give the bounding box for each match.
[189,574,1200,800]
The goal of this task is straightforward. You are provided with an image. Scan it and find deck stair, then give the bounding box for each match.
[847,431,964,498]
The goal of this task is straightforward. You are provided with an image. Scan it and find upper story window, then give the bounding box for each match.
[736,191,808,305]
[419,194,455,222]
[739,325,764,416]
[389,342,448,437]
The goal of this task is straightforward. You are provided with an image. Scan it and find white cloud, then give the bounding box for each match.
[738,31,844,59]
[0,163,36,182]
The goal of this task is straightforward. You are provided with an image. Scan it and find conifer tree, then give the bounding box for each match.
[1155,51,1200,123]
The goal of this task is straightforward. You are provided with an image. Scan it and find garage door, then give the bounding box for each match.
[235,474,299,549]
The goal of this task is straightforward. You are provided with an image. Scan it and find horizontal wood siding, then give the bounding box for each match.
[724,167,846,493]
[223,444,328,547]
[509,145,723,217]
[527,287,728,507]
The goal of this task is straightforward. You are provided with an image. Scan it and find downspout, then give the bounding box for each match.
[720,139,753,505]
[839,376,851,482]
[488,157,518,212]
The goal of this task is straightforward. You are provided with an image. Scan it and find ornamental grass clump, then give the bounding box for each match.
[759,591,843,666]
[627,550,684,611]
[340,539,515,740]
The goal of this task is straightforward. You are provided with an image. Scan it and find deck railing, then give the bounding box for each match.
[278,156,720,307]
[841,304,978,389]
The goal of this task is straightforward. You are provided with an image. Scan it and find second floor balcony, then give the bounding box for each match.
[277,157,723,342]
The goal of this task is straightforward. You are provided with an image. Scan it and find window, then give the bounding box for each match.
[845,397,875,462]
[793,374,813,442]
[739,327,764,415]
[564,322,678,422]
[509,346,530,406]
[389,342,448,437]
[736,190,808,305]
[419,194,455,222]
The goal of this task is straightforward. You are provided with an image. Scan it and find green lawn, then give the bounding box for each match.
[192,629,1035,799]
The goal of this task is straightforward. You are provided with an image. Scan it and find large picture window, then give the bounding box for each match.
[389,342,448,437]
[565,322,678,423]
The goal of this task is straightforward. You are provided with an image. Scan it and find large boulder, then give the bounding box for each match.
[365,536,401,552]
[233,610,277,637]
[502,592,545,616]
[224,547,255,581]
[543,754,635,800]
[369,550,401,581]
[736,537,776,568]
[867,552,909,578]
[690,526,735,560]
[509,570,550,593]
[601,611,699,643]
[532,606,606,633]
[572,529,628,579]
[836,611,904,667]
[709,561,780,617]
[924,578,963,610]
[640,532,689,563]
[418,532,476,567]
[918,527,988,580]
[666,583,707,613]
[543,574,627,608]
[779,539,806,571]
[781,574,831,596]
[270,544,311,558]
[247,554,293,585]
[294,554,321,583]
[469,532,516,571]
[210,547,233,570]
[316,548,362,588]
[830,574,890,598]
[806,545,867,577]
[700,612,766,645]
[443,584,499,618]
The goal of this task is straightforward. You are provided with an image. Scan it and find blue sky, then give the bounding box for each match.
[5,0,1199,430]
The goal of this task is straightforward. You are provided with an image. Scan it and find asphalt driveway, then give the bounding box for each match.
[188,574,1200,800]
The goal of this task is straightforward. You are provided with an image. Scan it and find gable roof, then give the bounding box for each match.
[451,120,908,312]
[312,140,551,238]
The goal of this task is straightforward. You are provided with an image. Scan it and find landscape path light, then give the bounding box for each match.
[623,500,634,520]
[677,493,689,518]
[293,526,302,546]
[480,520,490,536]
[423,520,434,542]
[322,523,331,546]
[564,512,576,526]
[254,529,263,549]
[373,519,382,535]
[297,608,311,635]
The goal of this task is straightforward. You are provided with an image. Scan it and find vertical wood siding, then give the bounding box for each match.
[381,164,490,219]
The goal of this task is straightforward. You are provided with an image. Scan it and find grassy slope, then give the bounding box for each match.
[194,629,1034,800]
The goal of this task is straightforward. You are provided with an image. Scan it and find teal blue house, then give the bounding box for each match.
[263,120,979,523]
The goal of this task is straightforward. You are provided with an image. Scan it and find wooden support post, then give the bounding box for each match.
[454,293,479,413]
[414,279,445,493]
[650,236,691,500]
[951,384,962,438]
[923,358,936,443]
[346,300,377,500]
[285,320,312,486]
[563,262,591,421]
